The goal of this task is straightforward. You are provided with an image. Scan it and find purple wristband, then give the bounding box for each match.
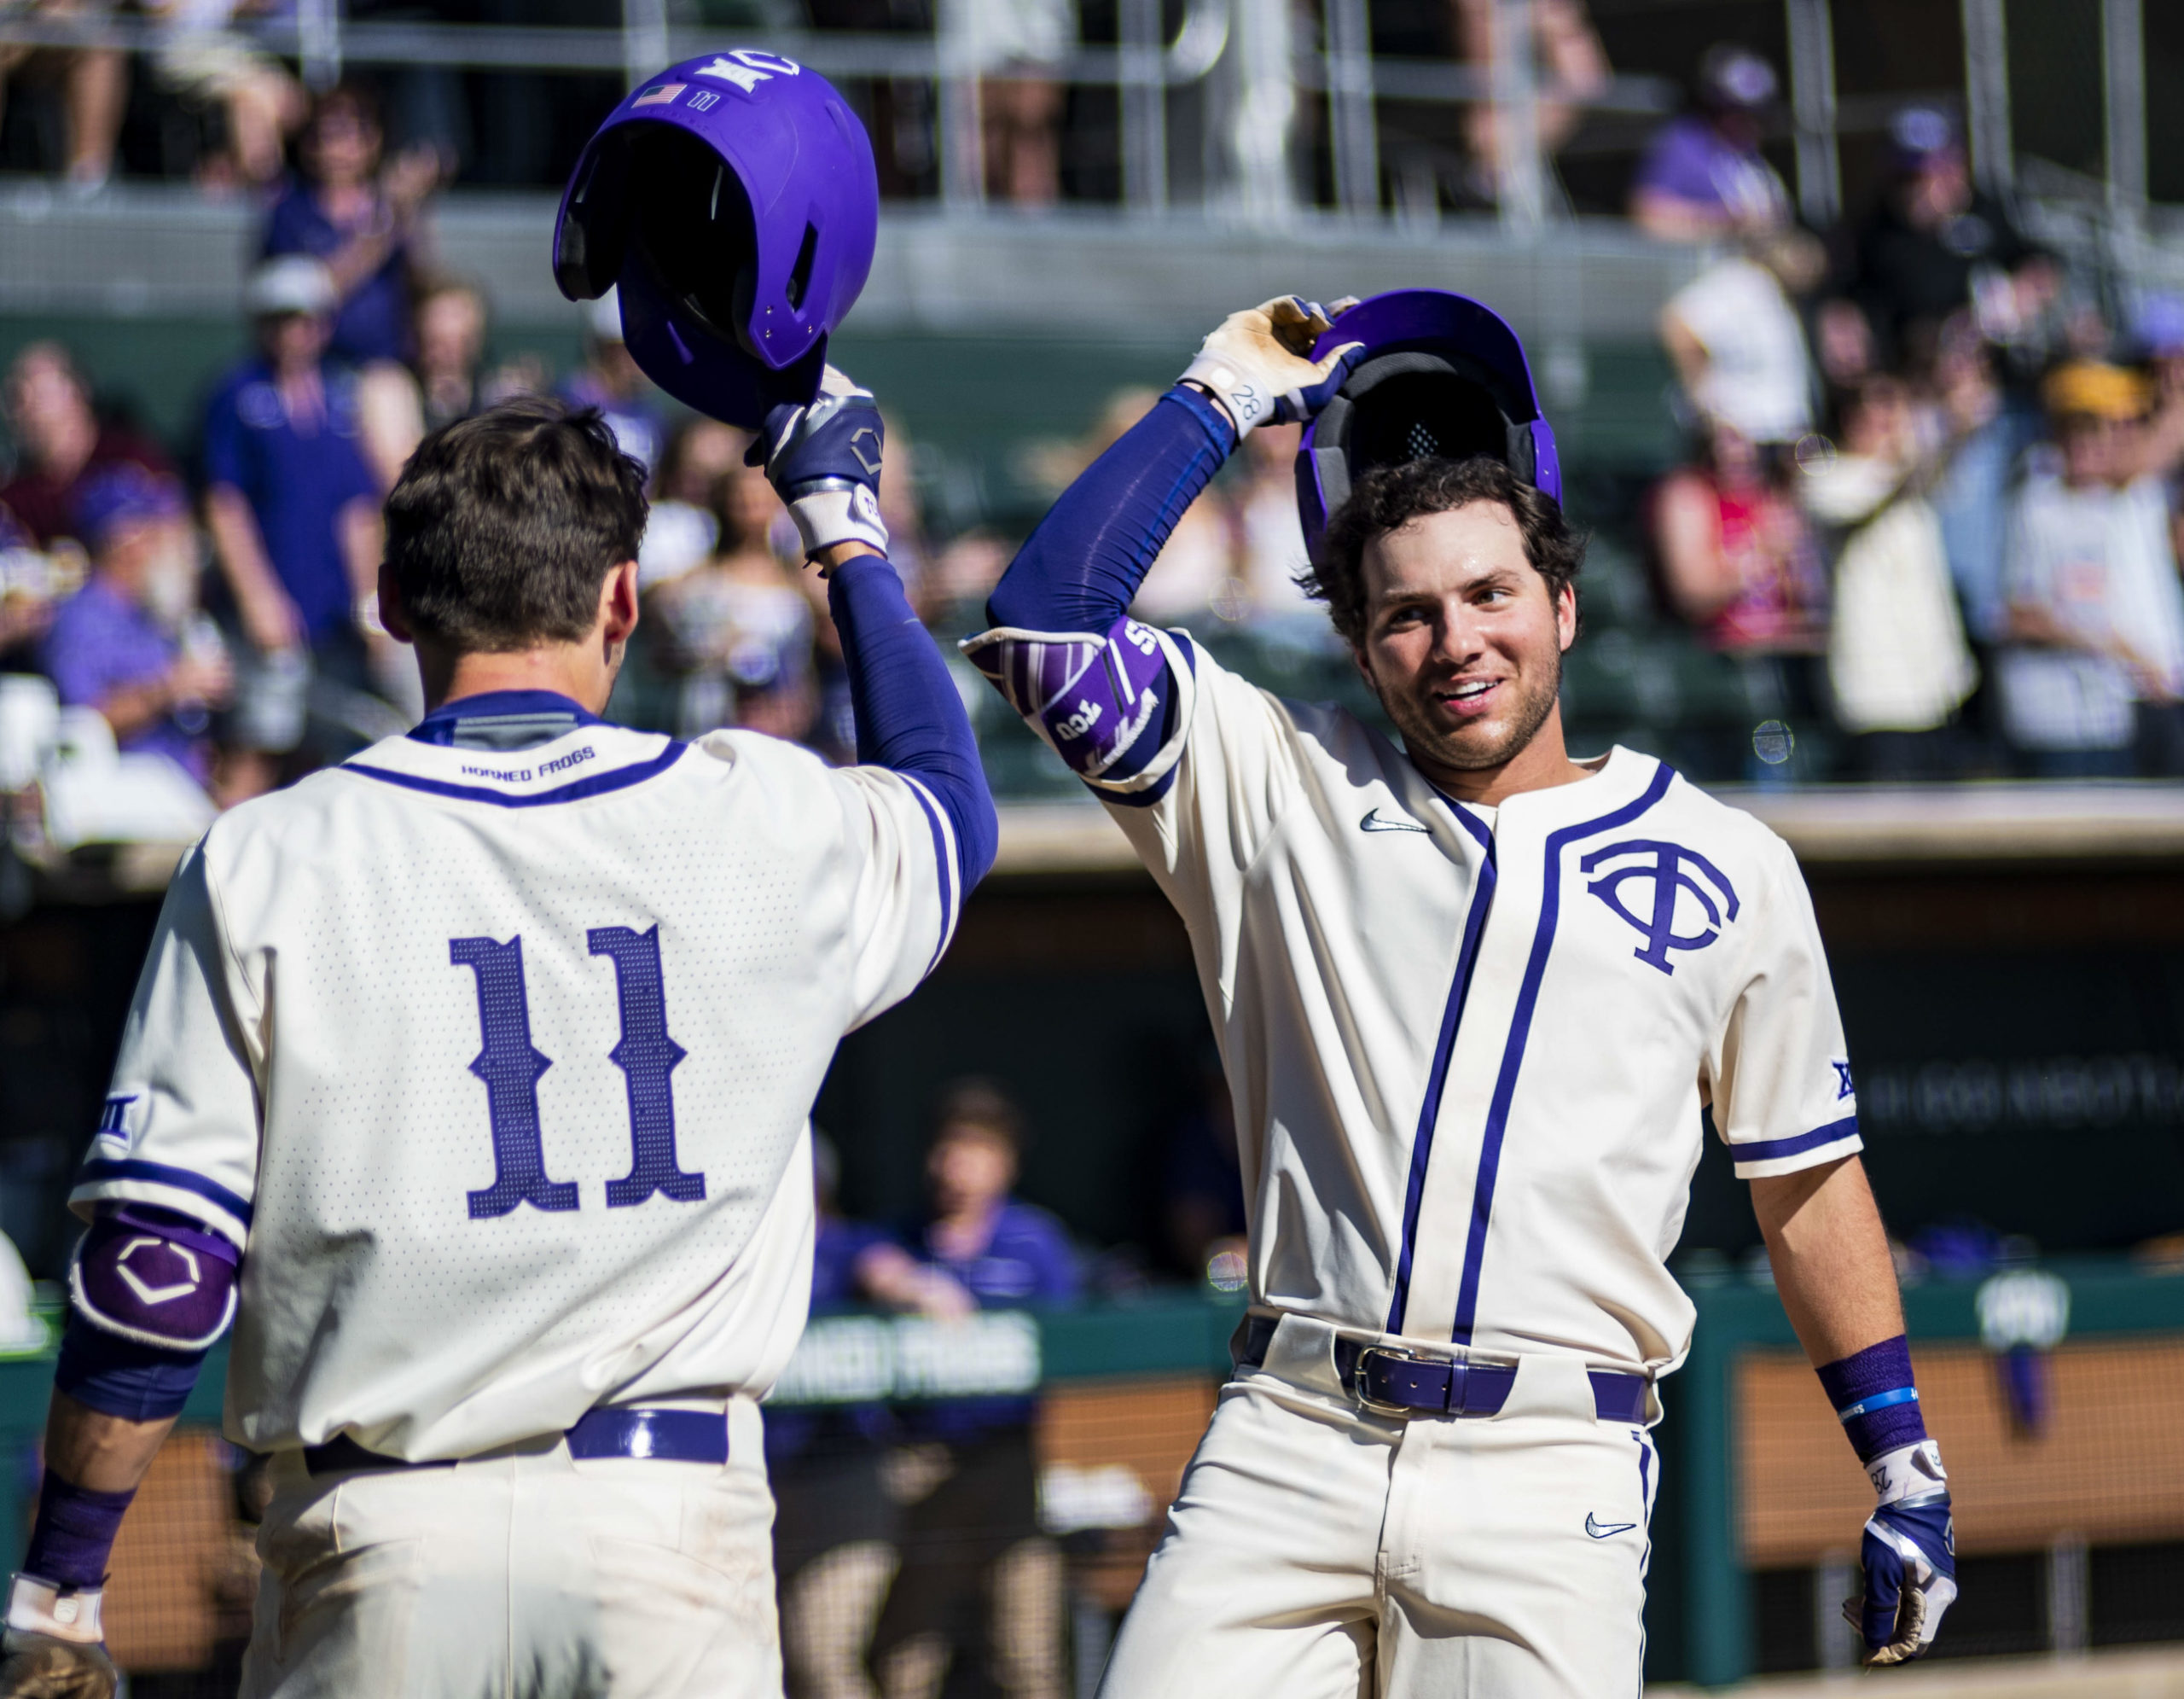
[1815,1335,1930,1464]
[22,1469,135,1591]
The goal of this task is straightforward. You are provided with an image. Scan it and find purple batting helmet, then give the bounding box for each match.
[1297,288,1562,565]
[553,49,880,428]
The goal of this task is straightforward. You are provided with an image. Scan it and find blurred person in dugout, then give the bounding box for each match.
[1448,0,1608,209]
[40,466,232,790]
[0,0,124,193]
[0,501,67,668]
[771,1133,909,1699]
[1650,420,1829,769]
[649,462,820,744]
[561,290,667,479]
[1629,44,1790,241]
[948,0,1074,206]
[203,258,399,798]
[1,342,175,550]
[142,0,307,189]
[1997,360,2184,777]
[1798,376,1978,780]
[863,1082,1077,1699]
[1659,227,1825,456]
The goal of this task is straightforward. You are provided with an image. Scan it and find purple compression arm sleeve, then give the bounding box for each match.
[828,553,998,890]
[1817,1334,1930,1463]
[985,385,1236,633]
[22,1473,135,1591]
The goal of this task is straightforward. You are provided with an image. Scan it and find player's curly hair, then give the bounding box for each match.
[386,397,648,651]
[1300,456,1584,649]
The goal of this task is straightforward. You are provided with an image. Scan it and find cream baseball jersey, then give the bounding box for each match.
[1001,635,1857,1376]
[72,711,961,1460]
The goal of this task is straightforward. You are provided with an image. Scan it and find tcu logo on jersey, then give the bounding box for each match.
[1580,839,1740,975]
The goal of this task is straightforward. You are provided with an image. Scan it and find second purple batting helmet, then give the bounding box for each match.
[1297,289,1562,564]
[554,49,880,428]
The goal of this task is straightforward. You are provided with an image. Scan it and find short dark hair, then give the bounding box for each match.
[384,398,648,651]
[932,1078,1025,1154]
[1303,455,1584,648]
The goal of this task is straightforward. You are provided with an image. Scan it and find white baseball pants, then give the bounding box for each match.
[1097,1316,1658,1699]
[238,1398,781,1699]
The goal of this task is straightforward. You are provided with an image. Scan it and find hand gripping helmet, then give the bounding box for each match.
[553,50,879,428]
[1296,288,1562,564]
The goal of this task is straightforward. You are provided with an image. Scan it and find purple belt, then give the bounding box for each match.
[303,1407,729,1476]
[1239,1314,1648,1423]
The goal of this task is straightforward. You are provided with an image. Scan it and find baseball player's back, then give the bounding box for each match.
[3,387,990,1699]
[119,705,954,1463]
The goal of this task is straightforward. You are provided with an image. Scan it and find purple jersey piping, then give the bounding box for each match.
[1385,797,1496,1335]
[1450,761,1676,1345]
[1733,1114,1860,1165]
[345,742,687,807]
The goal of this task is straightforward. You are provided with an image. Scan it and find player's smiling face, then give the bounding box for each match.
[1351,501,1577,788]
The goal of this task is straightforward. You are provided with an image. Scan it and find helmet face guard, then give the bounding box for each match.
[1297,290,1562,565]
[554,50,878,428]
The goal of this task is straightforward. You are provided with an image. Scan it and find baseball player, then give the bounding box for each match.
[965,293,1955,1695]
[0,375,992,1697]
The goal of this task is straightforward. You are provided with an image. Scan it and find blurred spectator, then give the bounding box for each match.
[1652,423,1827,654]
[0,3,124,192]
[1659,229,1824,449]
[560,291,665,479]
[1998,362,2184,777]
[638,416,743,592]
[0,500,71,668]
[1799,377,1977,779]
[42,466,230,786]
[1,343,175,549]
[865,1082,1074,1699]
[1450,0,1609,209]
[1926,313,2025,648]
[1818,108,2053,382]
[952,0,1074,206]
[146,0,306,189]
[650,465,816,743]
[771,1134,910,1699]
[1629,45,1789,241]
[202,259,386,782]
[411,276,491,435]
[262,80,442,369]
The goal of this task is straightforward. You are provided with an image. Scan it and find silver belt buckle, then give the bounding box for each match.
[1352,1344,1423,1418]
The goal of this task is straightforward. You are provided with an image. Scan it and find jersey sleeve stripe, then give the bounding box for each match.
[1731,1114,1860,1164]
[898,773,960,971]
[343,742,688,807]
[73,1158,253,1227]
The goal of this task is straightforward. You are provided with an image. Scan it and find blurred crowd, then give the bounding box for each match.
[1642,56,2184,782]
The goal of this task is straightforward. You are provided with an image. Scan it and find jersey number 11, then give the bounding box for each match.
[450,925,704,1220]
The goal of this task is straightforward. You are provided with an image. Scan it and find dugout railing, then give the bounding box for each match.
[0,1271,2180,1687]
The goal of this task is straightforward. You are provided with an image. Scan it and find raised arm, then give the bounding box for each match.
[753,369,997,891]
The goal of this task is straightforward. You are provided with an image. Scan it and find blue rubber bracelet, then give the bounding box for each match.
[1836,1386,1920,1422]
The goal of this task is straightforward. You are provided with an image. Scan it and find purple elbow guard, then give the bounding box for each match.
[69,1204,239,1353]
[961,618,1194,793]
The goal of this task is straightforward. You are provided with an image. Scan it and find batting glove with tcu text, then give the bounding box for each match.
[749,365,888,561]
[1843,1440,1956,1666]
[0,1574,117,1698]
[1179,296,1366,439]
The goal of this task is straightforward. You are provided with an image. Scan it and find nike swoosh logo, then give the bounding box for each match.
[1585,1514,1638,1539]
[1359,807,1429,835]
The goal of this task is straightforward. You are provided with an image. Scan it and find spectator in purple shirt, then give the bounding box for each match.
[261,80,442,369]
[867,1080,1075,1699]
[1630,44,1791,241]
[42,466,231,785]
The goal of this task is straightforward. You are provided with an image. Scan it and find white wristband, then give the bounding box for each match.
[1867,1439,1947,1506]
[784,482,888,561]
[5,1574,104,1644]
[1177,353,1272,439]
